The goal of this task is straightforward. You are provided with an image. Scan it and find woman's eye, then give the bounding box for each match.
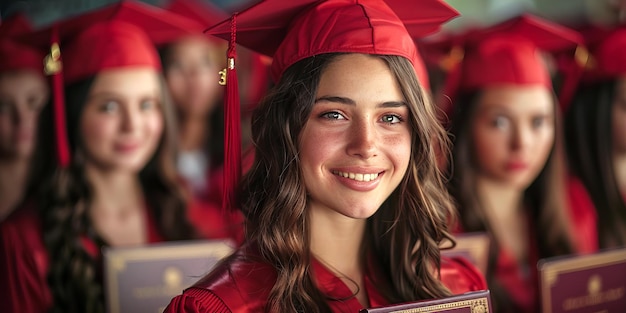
[381,114,402,124]
[532,116,546,128]
[321,111,345,120]
[140,100,157,111]
[27,97,45,112]
[99,101,119,113]
[492,116,508,129]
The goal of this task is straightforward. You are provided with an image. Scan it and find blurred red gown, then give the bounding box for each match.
[454,175,599,313]
[0,204,163,313]
[565,175,598,254]
[164,244,487,313]
[185,151,253,243]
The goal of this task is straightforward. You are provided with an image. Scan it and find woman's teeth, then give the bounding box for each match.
[332,170,379,182]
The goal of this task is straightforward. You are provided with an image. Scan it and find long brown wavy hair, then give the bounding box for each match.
[447,91,573,312]
[237,53,456,312]
[565,80,626,247]
[30,74,194,313]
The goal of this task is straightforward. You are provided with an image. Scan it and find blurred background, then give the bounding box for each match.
[2,0,626,30]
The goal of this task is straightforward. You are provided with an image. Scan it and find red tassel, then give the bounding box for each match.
[222,14,242,212]
[44,25,70,168]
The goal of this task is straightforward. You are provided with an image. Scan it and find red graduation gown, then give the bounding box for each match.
[0,204,163,313]
[164,245,487,313]
[565,175,598,254]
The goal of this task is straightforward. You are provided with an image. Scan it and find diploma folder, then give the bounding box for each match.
[103,239,234,313]
[538,247,626,313]
[360,290,492,313]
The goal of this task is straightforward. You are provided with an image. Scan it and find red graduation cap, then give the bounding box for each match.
[0,14,44,73]
[573,26,626,83]
[426,14,582,112]
[24,0,203,168]
[205,0,459,210]
[556,25,626,109]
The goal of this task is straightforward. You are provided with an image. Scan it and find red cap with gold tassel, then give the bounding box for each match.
[44,26,70,168]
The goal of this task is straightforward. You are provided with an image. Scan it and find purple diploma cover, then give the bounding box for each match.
[360,290,492,313]
[103,240,234,313]
[538,247,626,313]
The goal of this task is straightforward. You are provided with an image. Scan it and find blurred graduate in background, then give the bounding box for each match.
[563,25,626,248]
[161,0,244,241]
[0,14,49,221]
[0,2,205,312]
[429,14,595,313]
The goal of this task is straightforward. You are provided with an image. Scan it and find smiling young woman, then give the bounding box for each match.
[164,1,486,312]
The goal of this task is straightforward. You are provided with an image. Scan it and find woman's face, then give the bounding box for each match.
[471,85,554,189]
[80,67,164,172]
[612,77,626,154]
[164,36,222,117]
[299,54,411,220]
[0,70,48,159]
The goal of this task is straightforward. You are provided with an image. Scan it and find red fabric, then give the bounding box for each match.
[583,26,626,83]
[184,149,251,243]
[424,14,582,109]
[207,0,459,87]
[495,221,540,313]
[493,248,538,313]
[452,216,540,312]
[0,14,38,73]
[0,207,52,313]
[24,2,204,84]
[440,255,488,295]
[186,198,244,243]
[61,21,162,84]
[49,26,70,168]
[0,203,163,312]
[565,175,599,254]
[222,16,242,213]
[164,245,486,312]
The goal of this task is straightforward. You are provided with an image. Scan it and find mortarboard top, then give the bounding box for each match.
[24,0,204,84]
[22,0,203,168]
[556,25,626,109]
[207,0,459,87]
[580,26,626,83]
[203,0,459,211]
[0,14,44,73]
[425,14,582,112]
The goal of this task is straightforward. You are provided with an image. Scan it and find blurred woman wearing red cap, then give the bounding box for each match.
[160,0,245,241]
[161,0,227,200]
[564,26,626,248]
[439,15,586,313]
[0,14,49,221]
[0,2,203,312]
[165,0,487,312]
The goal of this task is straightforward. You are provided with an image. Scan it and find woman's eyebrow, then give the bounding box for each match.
[314,96,355,105]
[315,96,407,108]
